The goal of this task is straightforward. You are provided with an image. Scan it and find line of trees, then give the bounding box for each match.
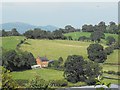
[23,28,67,40]
[82,21,119,34]
[1,28,21,36]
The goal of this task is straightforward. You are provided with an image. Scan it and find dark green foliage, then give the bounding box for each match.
[49,79,68,87]
[106,22,118,34]
[97,21,107,33]
[48,57,64,71]
[87,44,107,63]
[67,36,73,40]
[2,50,36,71]
[90,31,105,43]
[82,24,94,32]
[104,46,114,55]
[64,55,102,84]
[24,28,67,40]
[78,36,90,41]
[106,36,116,45]
[2,28,20,36]
[27,75,49,89]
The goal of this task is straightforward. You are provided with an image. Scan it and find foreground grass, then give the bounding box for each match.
[11,68,64,81]
[11,68,119,85]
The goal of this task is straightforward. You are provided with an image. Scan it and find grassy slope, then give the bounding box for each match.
[64,32,118,41]
[2,36,119,84]
[20,39,91,60]
[1,36,25,50]
[11,68,64,81]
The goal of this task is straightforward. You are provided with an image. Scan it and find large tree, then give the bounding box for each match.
[64,55,102,84]
[82,24,94,32]
[2,50,36,71]
[106,22,118,34]
[87,44,107,63]
[106,36,116,45]
[90,31,105,42]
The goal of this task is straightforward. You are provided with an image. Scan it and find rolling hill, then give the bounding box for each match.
[2,34,119,85]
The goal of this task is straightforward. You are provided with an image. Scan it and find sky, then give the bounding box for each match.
[0,1,119,28]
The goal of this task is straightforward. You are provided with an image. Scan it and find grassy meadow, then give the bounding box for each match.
[1,32,119,85]
[64,32,118,41]
[1,36,25,50]
[11,68,64,81]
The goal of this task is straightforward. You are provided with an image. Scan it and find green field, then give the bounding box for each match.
[20,39,92,60]
[11,68,64,81]
[1,36,25,50]
[2,34,119,85]
[64,32,118,41]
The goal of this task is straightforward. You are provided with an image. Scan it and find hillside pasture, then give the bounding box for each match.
[2,36,119,85]
[64,32,118,41]
[1,36,25,50]
[20,39,91,60]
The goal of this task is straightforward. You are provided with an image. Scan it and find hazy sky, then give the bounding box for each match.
[1,2,118,28]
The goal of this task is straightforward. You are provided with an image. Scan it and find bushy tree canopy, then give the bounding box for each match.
[106,36,116,45]
[64,55,102,84]
[2,50,36,71]
[87,44,107,63]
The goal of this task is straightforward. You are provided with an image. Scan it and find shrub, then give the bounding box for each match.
[106,36,116,45]
[87,44,107,63]
[1,67,18,89]
[107,71,116,74]
[26,75,49,89]
[105,46,114,55]
[49,79,68,87]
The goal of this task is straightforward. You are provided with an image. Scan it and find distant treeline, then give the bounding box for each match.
[1,21,120,38]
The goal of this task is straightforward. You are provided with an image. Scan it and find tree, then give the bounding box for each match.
[65,25,76,33]
[11,28,20,36]
[97,21,107,33]
[87,44,107,63]
[107,22,118,34]
[82,24,94,32]
[78,36,87,41]
[24,30,34,39]
[2,29,7,36]
[106,36,116,45]
[105,46,114,55]
[67,36,73,40]
[2,50,36,71]
[64,55,102,84]
[90,31,105,42]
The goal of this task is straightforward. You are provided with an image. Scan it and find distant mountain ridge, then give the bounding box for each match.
[0,22,59,33]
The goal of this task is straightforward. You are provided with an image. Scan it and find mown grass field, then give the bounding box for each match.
[2,34,119,85]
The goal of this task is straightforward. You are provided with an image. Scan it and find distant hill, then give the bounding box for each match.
[0,22,59,33]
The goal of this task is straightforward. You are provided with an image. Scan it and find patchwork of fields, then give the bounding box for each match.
[1,32,120,85]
